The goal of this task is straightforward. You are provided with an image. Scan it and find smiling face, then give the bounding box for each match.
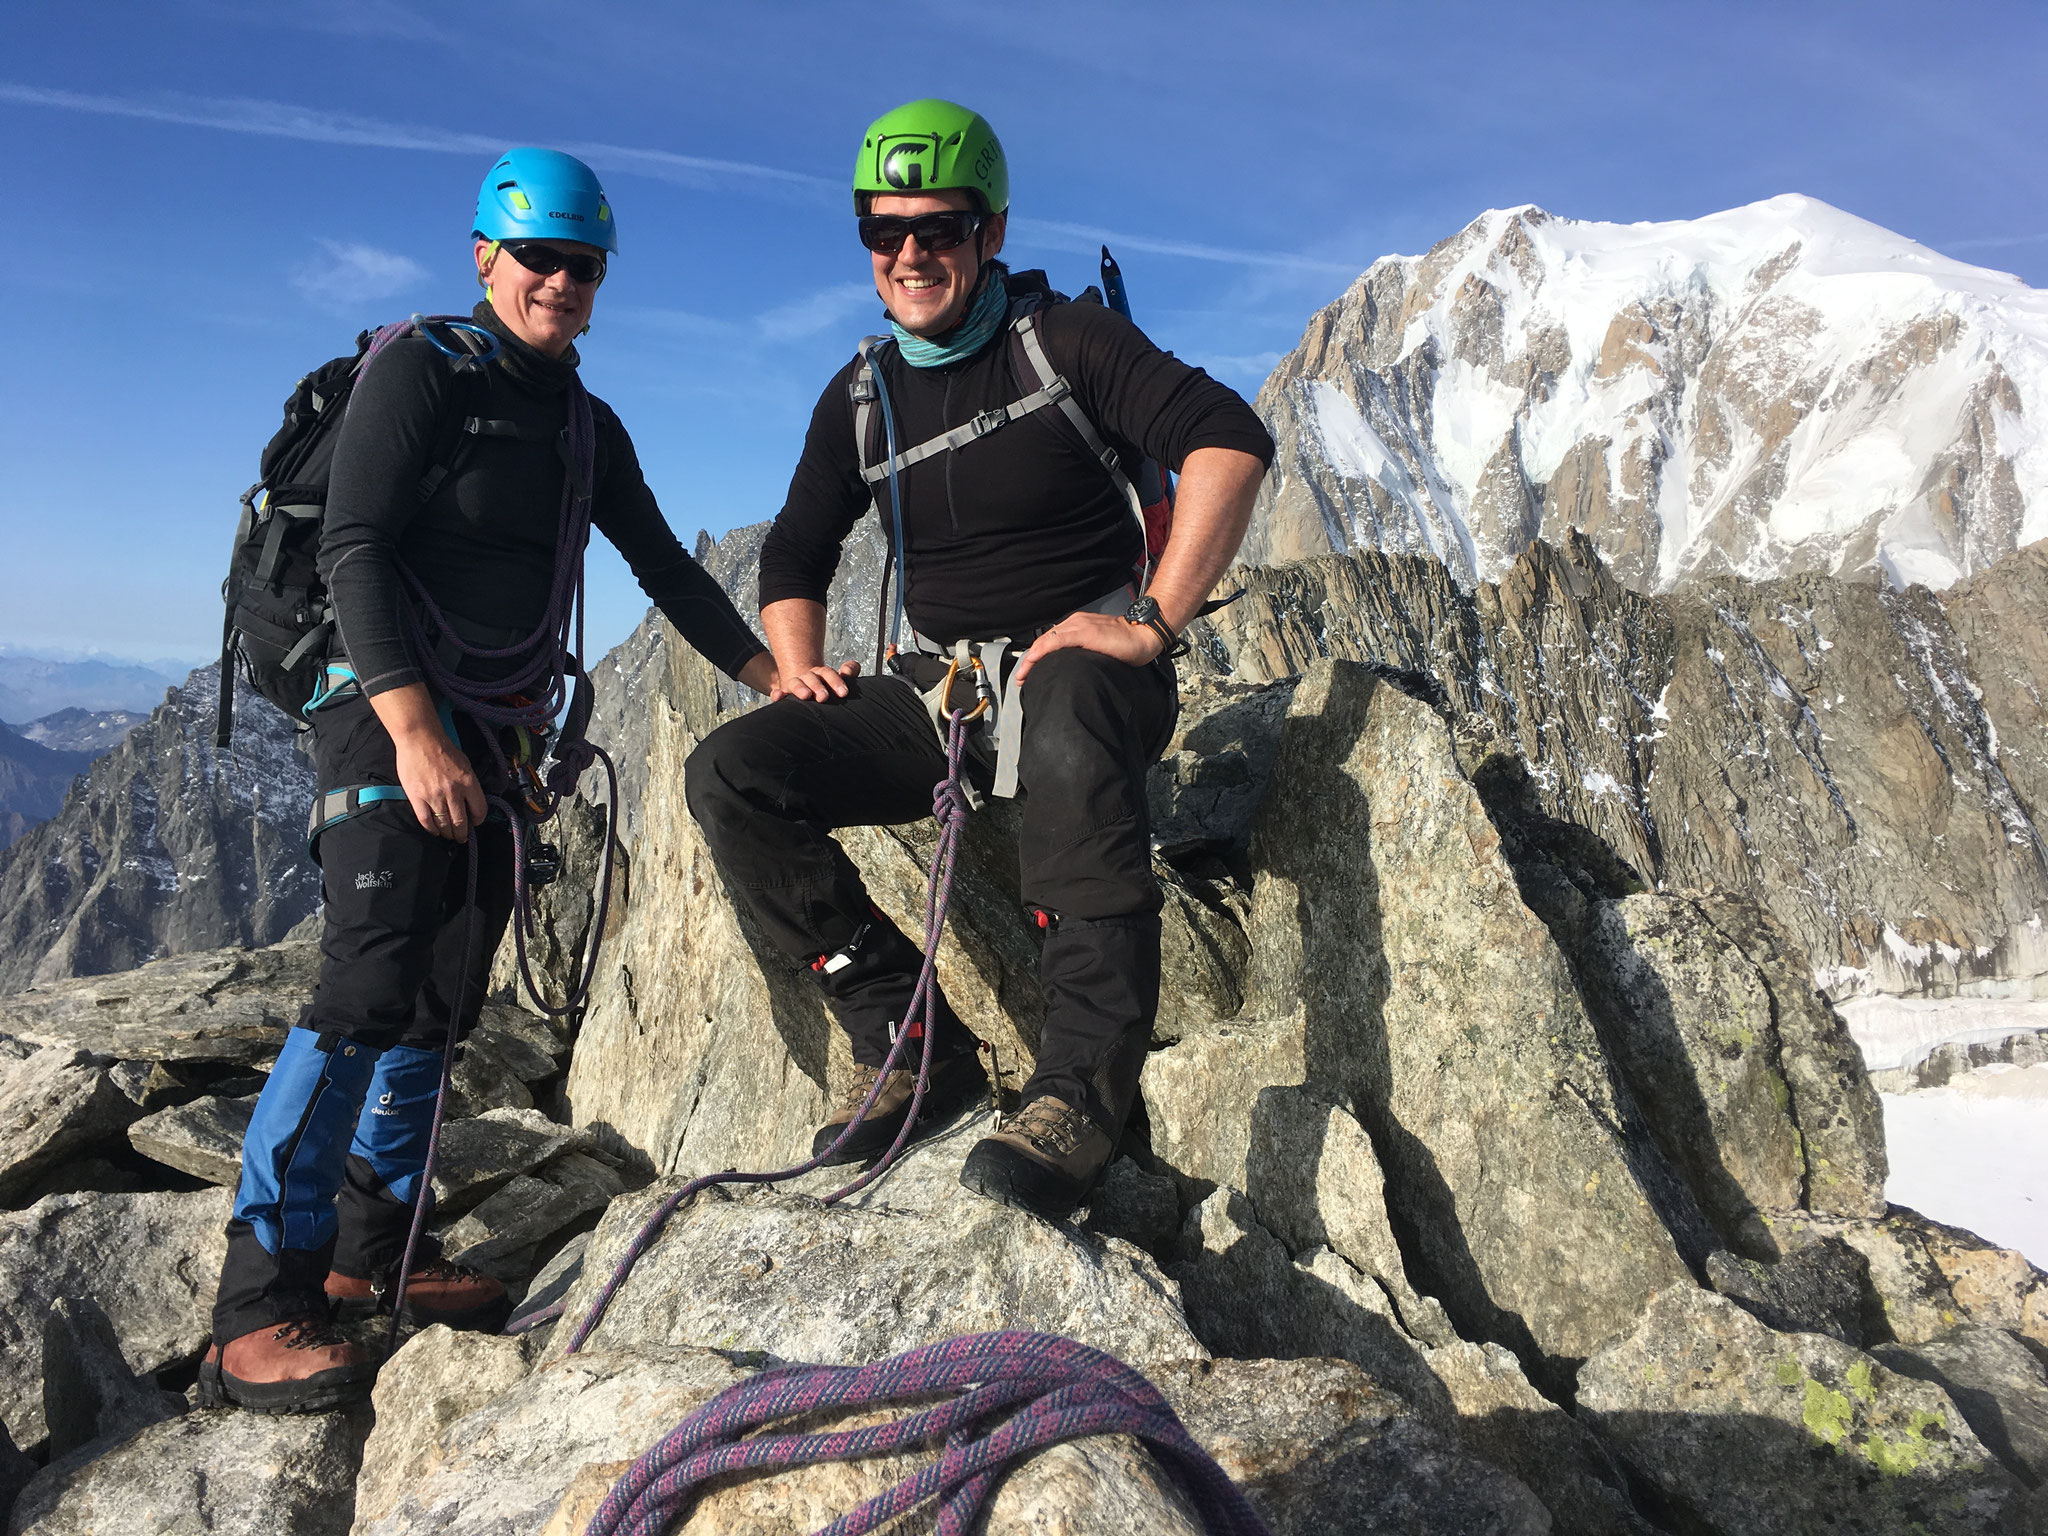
[475,237,604,357]
[867,189,1006,338]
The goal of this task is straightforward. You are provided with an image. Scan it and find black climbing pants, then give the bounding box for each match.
[684,647,1175,1137]
[214,692,516,1343]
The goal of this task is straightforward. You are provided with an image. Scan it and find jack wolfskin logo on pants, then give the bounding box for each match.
[355,870,394,891]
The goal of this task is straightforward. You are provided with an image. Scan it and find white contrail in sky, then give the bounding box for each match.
[2,82,1362,274]
[1944,232,2048,252]
[0,83,831,193]
[1021,219,1363,276]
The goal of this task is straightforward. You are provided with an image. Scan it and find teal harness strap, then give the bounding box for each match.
[304,664,459,744]
[298,667,470,852]
[302,663,359,715]
[306,783,409,855]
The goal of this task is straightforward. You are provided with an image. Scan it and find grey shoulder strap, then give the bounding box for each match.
[855,319,1081,487]
[1010,312,1149,544]
[854,312,1129,490]
[852,336,889,484]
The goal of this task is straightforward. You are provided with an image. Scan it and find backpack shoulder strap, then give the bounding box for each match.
[415,326,501,503]
[851,337,894,487]
[855,311,1084,488]
[1010,310,1148,539]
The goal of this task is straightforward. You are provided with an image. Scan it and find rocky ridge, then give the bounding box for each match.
[1183,532,2048,1002]
[0,665,316,995]
[1,594,2047,1531]
[1246,196,2048,594]
[0,727,89,857]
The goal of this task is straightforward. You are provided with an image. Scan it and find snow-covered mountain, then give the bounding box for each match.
[1247,195,2048,592]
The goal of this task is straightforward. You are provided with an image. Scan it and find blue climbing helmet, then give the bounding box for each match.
[472,147,618,253]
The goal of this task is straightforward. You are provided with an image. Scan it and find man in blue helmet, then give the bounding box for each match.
[202,149,777,1412]
[686,102,1271,1223]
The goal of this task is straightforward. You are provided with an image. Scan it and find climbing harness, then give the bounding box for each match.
[895,582,1137,805]
[584,1330,1272,1536]
[510,701,980,1350]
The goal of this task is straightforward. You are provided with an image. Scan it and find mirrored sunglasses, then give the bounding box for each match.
[502,242,608,284]
[857,210,984,256]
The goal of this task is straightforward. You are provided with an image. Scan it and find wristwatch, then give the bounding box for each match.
[1124,596,1189,659]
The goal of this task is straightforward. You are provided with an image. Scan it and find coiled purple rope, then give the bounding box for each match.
[359,318,620,1343]
[371,316,619,1021]
[583,1330,1271,1536]
[524,705,980,1351]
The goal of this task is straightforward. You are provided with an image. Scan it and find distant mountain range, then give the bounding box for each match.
[0,654,197,724]
[0,710,149,853]
[1248,195,2048,594]
[16,708,148,754]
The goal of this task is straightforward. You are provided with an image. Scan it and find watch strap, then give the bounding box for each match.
[1126,599,1190,660]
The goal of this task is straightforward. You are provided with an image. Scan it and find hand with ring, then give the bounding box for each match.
[363,684,488,842]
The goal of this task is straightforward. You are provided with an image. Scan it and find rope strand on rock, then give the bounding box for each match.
[384,831,475,1356]
[582,1330,1273,1536]
[525,705,978,1351]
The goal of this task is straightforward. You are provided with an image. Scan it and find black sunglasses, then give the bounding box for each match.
[857,210,984,256]
[501,241,608,284]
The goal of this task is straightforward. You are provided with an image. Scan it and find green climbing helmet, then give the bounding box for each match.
[853,99,1008,215]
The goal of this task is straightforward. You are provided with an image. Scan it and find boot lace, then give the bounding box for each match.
[273,1316,352,1352]
[406,1258,491,1285]
[1003,1098,1088,1157]
[835,1062,889,1116]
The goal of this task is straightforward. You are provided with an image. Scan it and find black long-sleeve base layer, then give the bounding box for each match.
[758,271,1275,646]
[321,302,765,696]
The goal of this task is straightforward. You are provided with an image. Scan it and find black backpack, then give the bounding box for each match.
[214,317,491,748]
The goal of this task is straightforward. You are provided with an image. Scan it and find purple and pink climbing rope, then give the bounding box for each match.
[527,702,1270,1534]
[582,1330,1272,1536]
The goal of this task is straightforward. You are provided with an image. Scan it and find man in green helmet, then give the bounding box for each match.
[686,100,1272,1221]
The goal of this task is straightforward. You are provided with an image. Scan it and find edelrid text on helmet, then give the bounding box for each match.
[853,99,1008,215]
[473,147,618,253]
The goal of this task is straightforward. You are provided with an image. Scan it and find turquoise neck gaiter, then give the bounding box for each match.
[891,266,1009,367]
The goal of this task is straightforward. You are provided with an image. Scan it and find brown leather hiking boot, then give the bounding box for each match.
[959,1095,1114,1220]
[326,1258,511,1333]
[196,1317,377,1414]
[811,1051,990,1167]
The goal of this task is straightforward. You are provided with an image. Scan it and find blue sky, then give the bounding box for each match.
[4,0,2046,665]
